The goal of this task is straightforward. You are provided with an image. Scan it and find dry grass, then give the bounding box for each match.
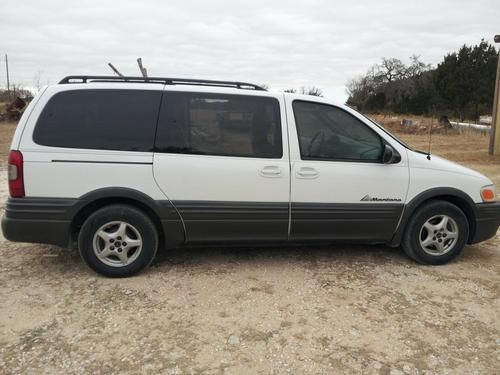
[370,114,497,162]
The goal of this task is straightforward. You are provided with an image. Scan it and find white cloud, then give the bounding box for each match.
[0,0,498,101]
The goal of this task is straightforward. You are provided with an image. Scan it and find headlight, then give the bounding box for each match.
[480,185,496,202]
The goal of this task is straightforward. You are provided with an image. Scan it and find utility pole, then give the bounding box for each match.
[5,54,10,99]
[489,35,500,155]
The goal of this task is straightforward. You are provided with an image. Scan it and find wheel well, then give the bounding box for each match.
[414,195,476,242]
[71,198,164,245]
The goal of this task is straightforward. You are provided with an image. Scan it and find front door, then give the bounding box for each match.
[153,90,290,243]
[287,98,409,242]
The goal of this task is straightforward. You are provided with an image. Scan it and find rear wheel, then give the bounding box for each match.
[402,200,469,265]
[78,205,158,277]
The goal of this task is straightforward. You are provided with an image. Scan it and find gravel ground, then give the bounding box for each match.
[0,122,499,374]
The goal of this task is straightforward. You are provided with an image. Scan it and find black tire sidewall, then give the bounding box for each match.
[403,201,469,265]
[78,205,158,277]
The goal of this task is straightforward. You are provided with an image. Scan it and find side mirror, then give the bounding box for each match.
[382,144,400,164]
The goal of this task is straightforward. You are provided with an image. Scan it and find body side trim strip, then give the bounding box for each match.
[51,160,153,165]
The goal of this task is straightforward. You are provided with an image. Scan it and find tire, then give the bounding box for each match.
[78,205,158,277]
[402,200,469,265]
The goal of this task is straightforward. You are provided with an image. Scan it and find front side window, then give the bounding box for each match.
[156,92,282,158]
[293,101,383,162]
[33,89,162,151]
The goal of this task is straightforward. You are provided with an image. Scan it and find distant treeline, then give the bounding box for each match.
[0,87,33,102]
[346,40,498,121]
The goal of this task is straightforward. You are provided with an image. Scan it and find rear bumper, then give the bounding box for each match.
[470,202,500,244]
[2,216,71,247]
[1,197,75,247]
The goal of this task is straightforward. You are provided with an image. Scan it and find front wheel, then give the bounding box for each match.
[402,200,469,265]
[78,205,158,277]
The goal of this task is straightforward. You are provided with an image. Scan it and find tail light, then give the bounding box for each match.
[8,150,25,198]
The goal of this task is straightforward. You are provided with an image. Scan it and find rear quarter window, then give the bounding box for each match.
[33,89,162,152]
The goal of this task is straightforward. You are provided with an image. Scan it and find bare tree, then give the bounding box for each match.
[377,58,407,83]
[301,86,323,96]
[284,86,323,96]
[346,55,434,111]
[406,55,431,78]
[346,75,372,102]
[7,83,33,100]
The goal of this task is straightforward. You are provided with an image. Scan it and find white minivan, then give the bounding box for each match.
[2,76,499,277]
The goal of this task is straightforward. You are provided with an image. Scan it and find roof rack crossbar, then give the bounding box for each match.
[58,75,267,91]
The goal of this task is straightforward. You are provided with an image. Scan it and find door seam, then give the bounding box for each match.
[283,94,292,240]
[151,88,188,242]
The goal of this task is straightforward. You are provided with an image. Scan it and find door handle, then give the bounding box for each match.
[297,167,319,179]
[259,166,282,178]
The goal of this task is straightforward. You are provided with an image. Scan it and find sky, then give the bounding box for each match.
[1,0,499,101]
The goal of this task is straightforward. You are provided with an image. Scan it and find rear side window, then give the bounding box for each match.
[33,89,162,151]
[156,92,282,158]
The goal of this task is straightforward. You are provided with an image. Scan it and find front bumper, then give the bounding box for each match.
[470,202,500,244]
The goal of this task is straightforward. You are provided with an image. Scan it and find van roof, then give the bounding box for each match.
[56,75,346,107]
[59,75,267,91]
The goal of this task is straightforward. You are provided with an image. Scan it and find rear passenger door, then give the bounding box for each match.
[153,90,290,243]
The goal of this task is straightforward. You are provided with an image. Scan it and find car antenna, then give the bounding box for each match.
[426,112,434,160]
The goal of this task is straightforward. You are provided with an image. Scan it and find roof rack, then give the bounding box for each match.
[58,75,267,91]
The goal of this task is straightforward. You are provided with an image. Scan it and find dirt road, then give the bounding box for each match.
[0,122,499,374]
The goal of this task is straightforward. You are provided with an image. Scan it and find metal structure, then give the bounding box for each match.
[136,58,148,77]
[489,34,500,155]
[107,63,123,77]
[58,75,267,91]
